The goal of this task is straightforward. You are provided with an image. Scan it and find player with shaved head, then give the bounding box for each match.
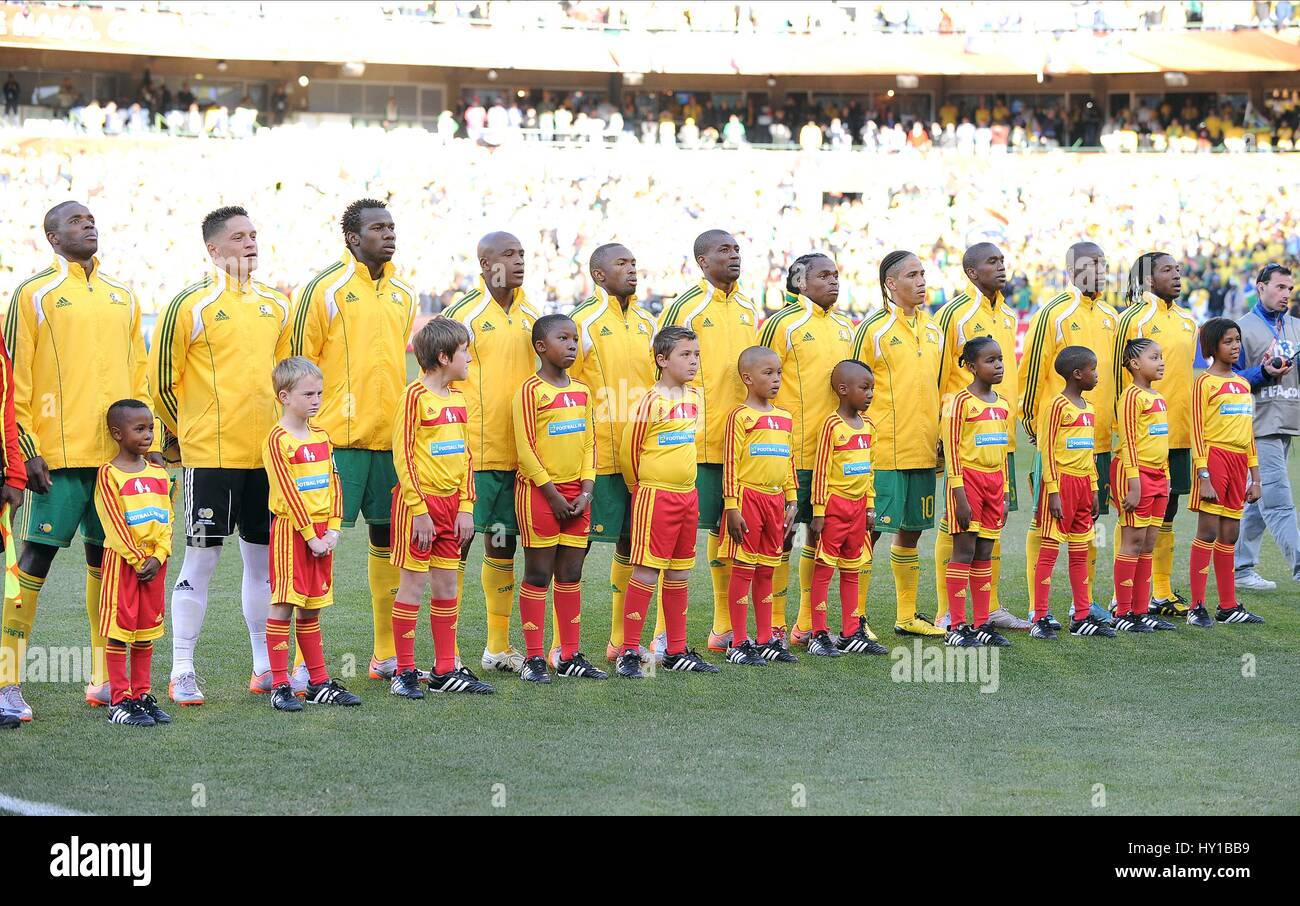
[1,201,154,721]
[658,229,760,655]
[442,231,541,675]
[932,242,1028,632]
[1018,241,1121,628]
[561,242,657,666]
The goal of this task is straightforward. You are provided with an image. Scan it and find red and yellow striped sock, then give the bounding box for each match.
[295,613,328,684]
[622,578,654,654]
[661,578,690,655]
[727,563,755,643]
[518,582,548,659]
[1213,542,1238,610]
[1189,538,1213,608]
[129,641,153,698]
[392,599,420,672]
[1114,553,1138,617]
[552,580,582,660]
[266,617,292,687]
[106,638,130,705]
[430,598,458,674]
[970,559,993,626]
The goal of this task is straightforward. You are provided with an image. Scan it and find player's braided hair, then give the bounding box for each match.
[1122,337,1156,373]
[786,252,831,296]
[341,198,388,239]
[878,250,915,307]
[1124,251,1171,305]
[958,334,998,368]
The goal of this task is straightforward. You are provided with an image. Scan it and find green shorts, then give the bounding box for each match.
[473,469,519,536]
[1094,451,1111,516]
[334,448,398,527]
[1005,455,1018,513]
[1030,450,1111,519]
[589,473,631,542]
[697,463,724,532]
[873,468,937,534]
[1168,447,1192,497]
[794,469,814,524]
[20,467,105,548]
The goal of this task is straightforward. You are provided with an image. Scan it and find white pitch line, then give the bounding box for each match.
[0,791,92,816]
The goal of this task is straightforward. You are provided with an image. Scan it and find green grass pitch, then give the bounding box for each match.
[2,366,1297,814]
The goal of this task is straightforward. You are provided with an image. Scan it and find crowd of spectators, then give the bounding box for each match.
[2,129,1296,331]
[37,1,1300,34]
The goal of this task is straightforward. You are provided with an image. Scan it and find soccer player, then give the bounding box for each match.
[850,250,945,637]
[1111,339,1173,633]
[1187,319,1265,627]
[616,326,719,679]
[389,319,493,697]
[281,199,417,686]
[1,201,154,720]
[564,243,657,666]
[718,346,799,666]
[758,253,856,647]
[93,400,173,727]
[1018,242,1121,628]
[809,360,887,656]
[933,242,1027,632]
[443,232,541,675]
[1114,252,1197,617]
[1028,347,1115,640]
[512,314,606,683]
[941,336,1013,648]
[262,357,361,712]
[657,230,760,653]
[0,331,27,721]
[150,205,291,705]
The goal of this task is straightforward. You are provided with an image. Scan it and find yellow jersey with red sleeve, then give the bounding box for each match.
[810,413,876,515]
[263,425,343,539]
[935,285,1021,452]
[851,303,944,471]
[1116,384,1170,481]
[441,280,541,472]
[93,462,173,569]
[1037,395,1099,493]
[619,388,700,493]
[568,288,657,477]
[391,380,474,512]
[1191,373,1258,469]
[1113,293,1198,449]
[512,376,596,487]
[657,279,759,463]
[943,390,1012,489]
[721,404,798,509]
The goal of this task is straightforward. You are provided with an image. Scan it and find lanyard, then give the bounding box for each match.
[1254,304,1289,345]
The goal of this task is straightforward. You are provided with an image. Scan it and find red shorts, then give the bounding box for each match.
[946,466,1006,540]
[1036,472,1095,543]
[629,486,698,571]
[1188,446,1249,520]
[515,477,591,549]
[814,493,871,569]
[1111,461,1169,529]
[391,489,464,572]
[99,550,167,644]
[718,486,786,566]
[270,516,334,609]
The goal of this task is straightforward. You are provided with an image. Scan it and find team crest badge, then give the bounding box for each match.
[740,314,751,325]
[391,291,401,303]
[259,304,274,317]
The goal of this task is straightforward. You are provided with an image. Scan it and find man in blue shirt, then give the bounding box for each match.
[1233,263,1300,590]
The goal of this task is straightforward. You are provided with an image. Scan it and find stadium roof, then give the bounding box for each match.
[4,2,1300,75]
